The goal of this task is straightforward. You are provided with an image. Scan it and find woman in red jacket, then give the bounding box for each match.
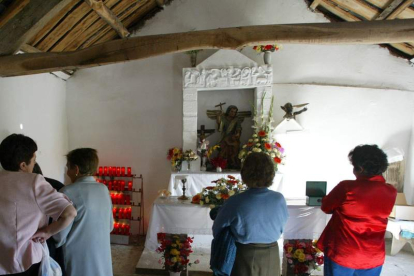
[317,145,397,276]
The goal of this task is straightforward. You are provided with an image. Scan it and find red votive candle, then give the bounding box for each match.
[121,224,126,235]
[120,208,124,219]
[113,180,117,190]
[128,181,132,191]
[120,194,125,205]
[98,167,103,175]
[108,166,112,176]
[103,180,107,186]
[125,224,130,235]
[116,167,120,176]
[121,167,125,176]
[127,167,131,176]
[112,207,117,218]
[127,207,132,219]
[114,223,119,234]
[126,195,131,205]
[103,166,107,175]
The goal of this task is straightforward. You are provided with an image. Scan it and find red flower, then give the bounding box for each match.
[316,256,324,265]
[192,194,201,204]
[264,143,272,150]
[274,157,281,164]
[247,142,253,147]
[253,46,257,50]
[275,142,282,148]
[228,180,237,185]
[264,45,272,50]
[258,130,266,137]
[228,175,235,180]
[157,232,166,242]
[205,186,215,190]
[221,194,230,200]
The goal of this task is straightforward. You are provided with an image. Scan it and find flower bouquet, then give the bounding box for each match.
[167,147,183,171]
[191,175,247,209]
[238,93,285,171]
[182,149,198,161]
[210,156,227,171]
[253,44,281,53]
[284,240,324,276]
[156,233,199,274]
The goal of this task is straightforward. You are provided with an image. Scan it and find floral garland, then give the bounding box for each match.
[156,233,199,273]
[238,93,285,170]
[253,44,281,53]
[191,175,247,209]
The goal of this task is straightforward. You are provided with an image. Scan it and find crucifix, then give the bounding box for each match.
[197,125,215,140]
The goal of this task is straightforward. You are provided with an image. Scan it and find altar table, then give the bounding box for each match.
[169,171,284,196]
[145,196,328,252]
[386,218,414,255]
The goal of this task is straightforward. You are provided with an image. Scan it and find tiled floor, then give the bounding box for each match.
[112,239,414,276]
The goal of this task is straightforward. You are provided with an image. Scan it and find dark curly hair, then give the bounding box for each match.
[348,145,388,176]
[241,152,275,188]
[0,134,37,171]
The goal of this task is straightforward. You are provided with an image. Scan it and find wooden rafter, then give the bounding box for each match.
[85,0,130,38]
[1,19,414,77]
[384,0,414,20]
[0,0,74,56]
[0,0,30,29]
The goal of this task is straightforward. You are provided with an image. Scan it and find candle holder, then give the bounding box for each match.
[178,178,189,200]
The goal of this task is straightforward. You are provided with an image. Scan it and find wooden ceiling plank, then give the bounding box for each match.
[319,0,361,21]
[35,2,93,52]
[27,0,80,46]
[85,0,130,38]
[1,19,414,77]
[386,0,414,19]
[90,1,156,47]
[20,44,74,75]
[64,0,144,51]
[310,0,324,10]
[51,0,118,52]
[0,0,75,55]
[375,0,405,20]
[390,42,414,55]
[0,0,30,29]
[328,0,380,20]
[365,0,414,18]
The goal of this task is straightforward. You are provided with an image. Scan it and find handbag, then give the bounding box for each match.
[38,242,62,276]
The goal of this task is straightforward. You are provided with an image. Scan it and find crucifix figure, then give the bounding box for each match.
[207,103,252,170]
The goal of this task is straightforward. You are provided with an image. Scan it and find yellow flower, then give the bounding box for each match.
[172,244,177,248]
[298,253,306,262]
[293,249,303,258]
[205,197,210,203]
[287,247,293,253]
[171,257,177,263]
[216,193,222,200]
[200,201,204,206]
[228,190,235,196]
[170,249,180,256]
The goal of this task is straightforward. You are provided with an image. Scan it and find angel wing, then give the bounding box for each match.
[292,103,309,108]
[206,110,221,120]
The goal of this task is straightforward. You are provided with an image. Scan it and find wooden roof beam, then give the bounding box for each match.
[1,19,414,77]
[384,0,414,20]
[85,0,130,38]
[0,0,74,56]
[0,0,30,29]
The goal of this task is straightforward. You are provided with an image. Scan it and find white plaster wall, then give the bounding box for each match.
[273,84,414,199]
[67,0,414,230]
[0,74,69,182]
[406,115,414,205]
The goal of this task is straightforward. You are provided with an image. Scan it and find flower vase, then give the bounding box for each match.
[216,166,222,172]
[172,163,182,172]
[187,161,191,171]
[264,51,271,65]
[169,271,181,276]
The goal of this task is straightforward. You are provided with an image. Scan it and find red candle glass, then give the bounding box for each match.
[108,166,112,176]
[98,167,103,175]
[125,224,130,235]
[103,166,108,175]
[121,224,126,235]
[120,194,125,205]
[114,223,119,234]
[116,167,120,176]
[121,167,125,176]
[127,207,132,219]
[126,195,131,205]
[128,181,132,191]
[110,193,115,204]
[103,180,107,186]
[127,167,131,176]
[112,207,117,218]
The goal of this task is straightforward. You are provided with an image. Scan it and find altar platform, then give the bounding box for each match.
[136,196,328,275]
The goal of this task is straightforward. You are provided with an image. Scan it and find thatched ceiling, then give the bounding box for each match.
[305,0,414,58]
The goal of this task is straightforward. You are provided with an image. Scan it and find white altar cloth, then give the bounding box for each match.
[168,171,284,196]
[145,197,328,252]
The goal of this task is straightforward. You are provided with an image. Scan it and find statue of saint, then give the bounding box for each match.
[207,103,251,170]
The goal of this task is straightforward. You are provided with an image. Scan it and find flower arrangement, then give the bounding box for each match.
[284,240,324,276]
[191,175,247,208]
[238,93,285,170]
[210,156,227,170]
[253,44,281,53]
[156,233,199,273]
[182,149,198,161]
[167,147,183,169]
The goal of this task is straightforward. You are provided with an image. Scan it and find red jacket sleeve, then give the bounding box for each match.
[321,181,348,214]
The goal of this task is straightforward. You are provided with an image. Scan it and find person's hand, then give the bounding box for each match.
[31,227,51,243]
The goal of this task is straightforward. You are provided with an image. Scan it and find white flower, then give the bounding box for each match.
[229,190,235,196]
[242,145,247,148]
[248,139,253,142]
[209,204,216,209]
[252,134,257,138]
[255,143,261,147]
[270,152,275,158]
[254,139,259,143]
[252,148,262,152]
[220,186,227,191]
